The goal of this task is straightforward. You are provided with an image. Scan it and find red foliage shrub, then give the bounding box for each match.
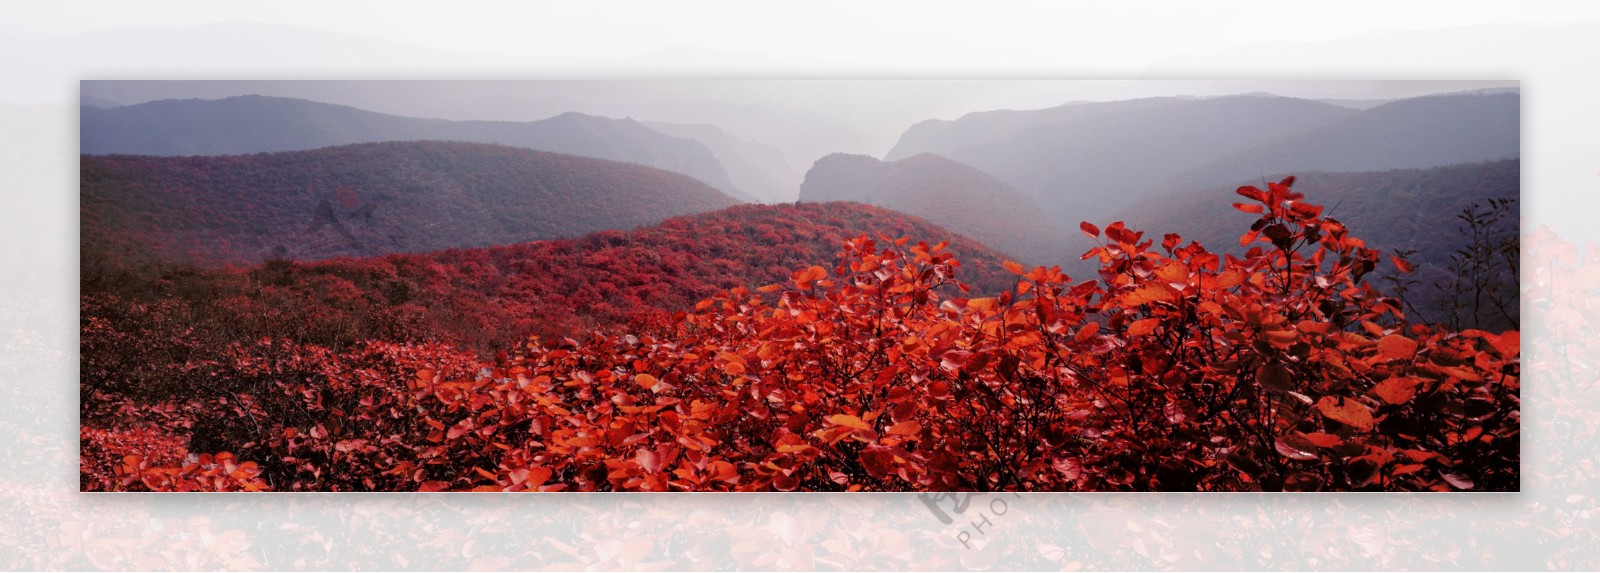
[81,426,269,492]
[81,178,1518,491]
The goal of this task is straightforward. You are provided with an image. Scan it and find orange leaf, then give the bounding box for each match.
[635,373,659,391]
[967,297,1000,312]
[1389,253,1415,274]
[887,421,921,436]
[792,265,828,288]
[1316,396,1375,431]
[1376,335,1418,359]
[827,414,871,431]
[1154,262,1187,283]
[1003,260,1025,275]
[1490,331,1519,358]
[1302,432,1343,448]
[1122,282,1179,307]
[1371,376,1420,405]
[1262,329,1299,347]
[1074,322,1100,343]
[1127,318,1159,337]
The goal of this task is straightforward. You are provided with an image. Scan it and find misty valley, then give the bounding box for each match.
[79,84,1519,492]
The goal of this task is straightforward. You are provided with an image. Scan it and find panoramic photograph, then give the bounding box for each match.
[79,80,1521,492]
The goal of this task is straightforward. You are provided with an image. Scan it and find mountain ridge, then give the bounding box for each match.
[800,152,1070,265]
[80,94,750,200]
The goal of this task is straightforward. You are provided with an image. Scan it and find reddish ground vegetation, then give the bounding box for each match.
[81,180,1518,491]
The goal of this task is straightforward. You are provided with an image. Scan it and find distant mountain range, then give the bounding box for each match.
[79,95,122,109]
[81,141,741,266]
[888,95,1357,225]
[1162,91,1520,194]
[644,121,801,203]
[800,153,1069,265]
[886,96,1190,161]
[78,87,1522,328]
[80,95,752,201]
[884,91,1519,230]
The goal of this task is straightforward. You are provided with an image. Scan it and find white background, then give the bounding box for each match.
[3,1,1596,569]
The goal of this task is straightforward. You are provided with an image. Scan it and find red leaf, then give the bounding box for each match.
[447,419,474,440]
[1079,222,1100,239]
[859,446,898,479]
[1256,363,1293,392]
[636,449,664,473]
[1052,457,1083,481]
[1288,202,1323,220]
[1274,432,1321,461]
[1440,471,1475,490]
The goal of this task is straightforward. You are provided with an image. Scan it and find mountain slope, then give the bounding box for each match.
[80,95,122,109]
[1164,91,1520,193]
[800,153,1070,265]
[929,95,1358,225]
[884,96,1190,161]
[80,95,748,200]
[644,121,801,203]
[81,141,741,266]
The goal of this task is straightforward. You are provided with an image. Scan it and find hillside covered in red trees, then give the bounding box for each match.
[82,181,1518,493]
[84,201,1016,354]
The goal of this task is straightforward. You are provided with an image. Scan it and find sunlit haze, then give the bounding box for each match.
[80,79,1516,166]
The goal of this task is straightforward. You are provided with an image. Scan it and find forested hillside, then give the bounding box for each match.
[84,201,1016,355]
[81,141,742,265]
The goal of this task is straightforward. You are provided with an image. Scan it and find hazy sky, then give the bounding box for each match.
[80,80,1516,165]
[13,1,1600,65]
